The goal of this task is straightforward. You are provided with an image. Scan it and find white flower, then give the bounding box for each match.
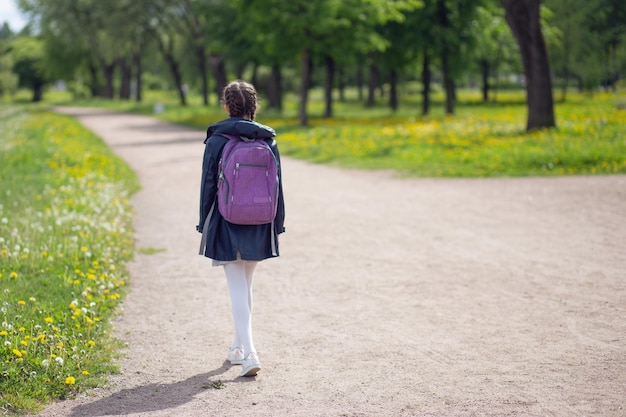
[1,217,7,224]
[0,237,4,243]
[55,357,64,366]
[4,341,10,347]
[42,360,49,367]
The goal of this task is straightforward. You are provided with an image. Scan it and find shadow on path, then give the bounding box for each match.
[67,361,249,417]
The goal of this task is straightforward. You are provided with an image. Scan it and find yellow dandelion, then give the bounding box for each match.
[9,272,18,279]
[69,303,77,310]
[80,246,88,252]
[0,330,7,336]
[87,340,96,347]
[65,376,76,385]
[1,249,7,255]
[44,317,54,324]
[20,340,28,347]
[12,349,22,358]
[18,300,26,305]
[81,370,89,376]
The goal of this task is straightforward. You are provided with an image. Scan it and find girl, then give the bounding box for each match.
[197,80,285,377]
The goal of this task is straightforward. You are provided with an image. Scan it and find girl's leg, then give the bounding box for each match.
[244,261,257,313]
[225,261,258,356]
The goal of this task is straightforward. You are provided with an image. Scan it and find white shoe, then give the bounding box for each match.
[227,347,244,365]
[239,352,261,377]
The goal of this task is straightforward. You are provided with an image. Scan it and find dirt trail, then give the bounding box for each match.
[34,107,625,417]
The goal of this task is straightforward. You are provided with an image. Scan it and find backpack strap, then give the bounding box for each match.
[198,201,216,255]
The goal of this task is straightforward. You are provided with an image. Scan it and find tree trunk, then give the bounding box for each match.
[236,64,245,80]
[389,69,398,112]
[356,64,364,101]
[196,46,209,106]
[324,55,334,118]
[119,57,132,100]
[164,53,185,105]
[480,59,490,102]
[154,35,186,105]
[251,61,259,87]
[32,78,44,102]
[267,64,282,110]
[299,48,311,126]
[338,67,346,102]
[88,61,100,98]
[133,50,143,102]
[501,0,555,130]
[437,0,455,114]
[366,59,379,107]
[209,54,228,106]
[101,61,115,99]
[421,53,431,116]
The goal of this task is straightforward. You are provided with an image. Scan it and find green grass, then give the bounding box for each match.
[47,87,626,177]
[273,94,626,177]
[0,104,139,415]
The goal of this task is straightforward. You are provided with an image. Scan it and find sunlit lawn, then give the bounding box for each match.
[46,87,626,177]
[0,105,139,414]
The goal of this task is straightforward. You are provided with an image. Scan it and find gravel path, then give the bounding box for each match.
[34,107,625,417]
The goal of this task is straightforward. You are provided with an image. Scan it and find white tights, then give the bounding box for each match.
[224,261,258,356]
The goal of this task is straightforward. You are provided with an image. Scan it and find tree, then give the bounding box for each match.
[589,0,626,90]
[18,0,151,100]
[12,36,48,101]
[471,5,519,102]
[500,0,556,131]
[0,24,19,96]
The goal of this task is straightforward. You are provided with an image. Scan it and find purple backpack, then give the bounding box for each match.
[217,134,279,225]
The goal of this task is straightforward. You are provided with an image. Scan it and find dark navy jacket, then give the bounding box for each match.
[198,117,285,261]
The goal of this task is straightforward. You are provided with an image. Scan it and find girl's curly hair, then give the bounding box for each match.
[222,80,258,121]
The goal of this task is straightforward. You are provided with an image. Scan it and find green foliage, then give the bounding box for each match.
[10,36,48,100]
[0,105,139,415]
[545,0,626,91]
[0,38,19,96]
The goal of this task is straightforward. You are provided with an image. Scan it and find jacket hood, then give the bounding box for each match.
[207,117,275,141]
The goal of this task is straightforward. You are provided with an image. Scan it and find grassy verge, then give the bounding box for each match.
[0,104,139,415]
[49,88,626,177]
